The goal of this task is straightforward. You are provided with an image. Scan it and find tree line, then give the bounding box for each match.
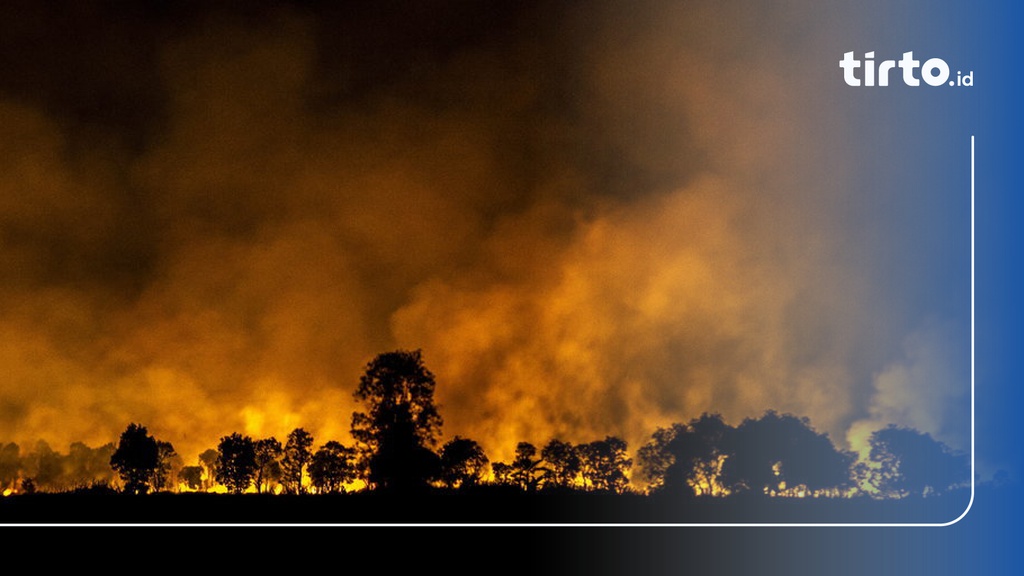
[0,349,970,499]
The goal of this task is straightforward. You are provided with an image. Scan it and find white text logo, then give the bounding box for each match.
[840,51,973,87]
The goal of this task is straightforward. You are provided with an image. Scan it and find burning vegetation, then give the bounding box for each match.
[0,350,969,507]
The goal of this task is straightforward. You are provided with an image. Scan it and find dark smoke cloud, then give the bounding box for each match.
[0,1,969,469]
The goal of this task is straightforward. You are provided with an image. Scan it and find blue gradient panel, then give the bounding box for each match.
[652,0,1015,573]
[520,1,1021,574]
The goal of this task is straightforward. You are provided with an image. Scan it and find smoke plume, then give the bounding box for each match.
[0,2,969,468]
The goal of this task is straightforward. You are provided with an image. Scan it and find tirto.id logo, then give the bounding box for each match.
[840,51,973,87]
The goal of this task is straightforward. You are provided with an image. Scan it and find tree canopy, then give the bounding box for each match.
[109,423,163,495]
[216,433,257,494]
[541,439,582,488]
[350,349,443,491]
[309,441,358,494]
[254,437,284,494]
[282,428,314,495]
[0,345,968,516]
[578,436,632,493]
[439,436,490,489]
[719,411,855,496]
[867,425,969,497]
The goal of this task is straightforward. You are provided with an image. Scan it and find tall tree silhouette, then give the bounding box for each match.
[541,439,582,488]
[282,428,314,494]
[216,433,257,494]
[868,425,969,497]
[439,436,489,489]
[350,349,443,491]
[720,410,854,496]
[254,437,283,494]
[309,441,358,494]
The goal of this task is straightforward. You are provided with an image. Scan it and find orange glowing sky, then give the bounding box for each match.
[0,1,971,470]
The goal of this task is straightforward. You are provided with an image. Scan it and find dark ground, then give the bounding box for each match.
[1,485,1014,576]
[0,484,972,525]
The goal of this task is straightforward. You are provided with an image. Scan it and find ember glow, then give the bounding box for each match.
[0,1,970,480]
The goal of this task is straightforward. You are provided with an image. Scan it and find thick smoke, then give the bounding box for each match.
[0,2,969,468]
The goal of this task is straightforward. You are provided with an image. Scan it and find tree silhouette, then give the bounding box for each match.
[2,442,118,494]
[216,433,257,494]
[720,410,854,496]
[541,439,582,488]
[254,437,283,494]
[110,423,161,494]
[350,349,443,491]
[66,442,93,489]
[868,425,969,497]
[578,436,632,493]
[28,440,63,491]
[179,465,204,491]
[491,462,514,486]
[0,442,21,494]
[636,424,685,493]
[153,441,179,492]
[439,436,489,489]
[199,448,219,491]
[309,441,358,494]
[67,442,116,490]
[660,413,733,496]
[281,428,314,495]
[509,442,546,491]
